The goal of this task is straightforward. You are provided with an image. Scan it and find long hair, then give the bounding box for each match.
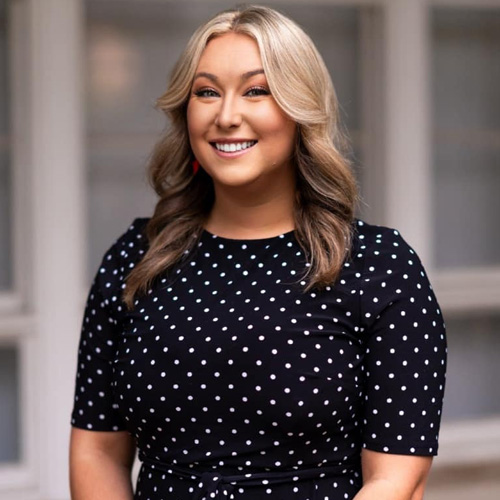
[123,5,358,308]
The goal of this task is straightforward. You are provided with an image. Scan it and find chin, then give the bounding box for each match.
[207,169,262,189]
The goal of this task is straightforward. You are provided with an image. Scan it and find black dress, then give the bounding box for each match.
[71,218,447,500]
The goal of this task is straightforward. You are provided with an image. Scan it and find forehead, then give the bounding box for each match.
[196,33,263,75]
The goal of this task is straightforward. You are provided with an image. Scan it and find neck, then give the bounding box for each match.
[206,178,296,240]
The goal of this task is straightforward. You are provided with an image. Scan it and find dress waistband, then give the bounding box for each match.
[140,454,360,500]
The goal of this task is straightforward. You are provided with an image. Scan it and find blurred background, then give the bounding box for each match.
[0,0,499,498]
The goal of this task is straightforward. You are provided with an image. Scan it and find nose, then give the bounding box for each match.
[215,95,242,129]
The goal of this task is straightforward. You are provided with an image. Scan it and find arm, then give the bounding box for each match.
[354,227,446,498]
[69,427,136,500]
[354,449,432,500]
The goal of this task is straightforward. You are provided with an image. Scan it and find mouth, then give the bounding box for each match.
[210,140,257,153]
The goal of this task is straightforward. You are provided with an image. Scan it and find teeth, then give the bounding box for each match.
[214,141,256,153]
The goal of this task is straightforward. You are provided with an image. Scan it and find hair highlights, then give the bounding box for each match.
[123,5,358,308]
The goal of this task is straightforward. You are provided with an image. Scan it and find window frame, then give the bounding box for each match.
[0,0,38,493]
[375,0,500,472]
[0,0,86,498]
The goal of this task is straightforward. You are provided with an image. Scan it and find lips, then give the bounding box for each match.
[210,140,257,153]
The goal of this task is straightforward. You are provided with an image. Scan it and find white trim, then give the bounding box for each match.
[383,0,432,264]
[0,1,39,497]
[0,490,39,500]
[0,336,39,494]
[19,333,39,497]
[435,417,500,468]
[2,487,41,500]
[0,0,32,316]
[28,0,86,498]
[10,0,34,311]
[0,465,37,496]
[0,315,36,339]
[0,293,23,316]
[435,128,500,150]
[432,268,500,313]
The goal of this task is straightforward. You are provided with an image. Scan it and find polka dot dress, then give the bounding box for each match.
[71,218,447,499]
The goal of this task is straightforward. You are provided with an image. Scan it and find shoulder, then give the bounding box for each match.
[351,219,437,309]
[352,220,442,329]
[109,217,150,263]
[352,219,422,270]
[92,218,150,312]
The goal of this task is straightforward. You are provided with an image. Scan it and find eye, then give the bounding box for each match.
[194,88,219,98]
[245,86,270,97]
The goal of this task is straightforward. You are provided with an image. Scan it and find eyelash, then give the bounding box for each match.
[193,86,270,98]
[245,86,269,97]
[194,88,219,98]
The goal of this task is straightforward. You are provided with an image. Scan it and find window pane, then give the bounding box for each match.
[432,9,500,269]
[85,1,360,278]
[0,346,20,462]
[442,314,500,421]
[0,0,12,290]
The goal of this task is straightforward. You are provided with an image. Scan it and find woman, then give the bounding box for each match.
[70,5,446,500]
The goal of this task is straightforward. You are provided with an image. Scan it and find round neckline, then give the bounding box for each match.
[202,228,295,244]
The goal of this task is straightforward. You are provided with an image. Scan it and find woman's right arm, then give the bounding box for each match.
[69,427,136,500]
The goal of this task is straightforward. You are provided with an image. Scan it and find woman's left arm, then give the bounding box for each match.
[354,449,432,500]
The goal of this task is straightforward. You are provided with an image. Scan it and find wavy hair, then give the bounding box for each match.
[123,4,358,308]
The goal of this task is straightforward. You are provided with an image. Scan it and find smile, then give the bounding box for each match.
[212,141,257,153]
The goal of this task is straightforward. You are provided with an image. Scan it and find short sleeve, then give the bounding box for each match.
[71,218,148,431]
[359,225,447,456]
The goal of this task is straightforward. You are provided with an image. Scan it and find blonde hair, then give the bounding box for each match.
[124,4,358,308]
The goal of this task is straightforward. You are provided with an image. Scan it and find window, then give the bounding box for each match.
[0,0,19,466]
[0,0,38,494]
[432,9,500,270]
[0,345,20,463]
[431,8,500,424]
[442,314,500,420]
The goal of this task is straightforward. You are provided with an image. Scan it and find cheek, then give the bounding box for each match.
[186,103,200,140]
[257,108,295,145]
[187,102,213,135]
[187,104,215,167]
[264,119,296,156]
[186,105,208,160]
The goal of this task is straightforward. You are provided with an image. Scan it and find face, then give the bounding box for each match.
[187,33,297,193]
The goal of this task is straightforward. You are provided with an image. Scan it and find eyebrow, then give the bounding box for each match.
[193,68,265,83]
